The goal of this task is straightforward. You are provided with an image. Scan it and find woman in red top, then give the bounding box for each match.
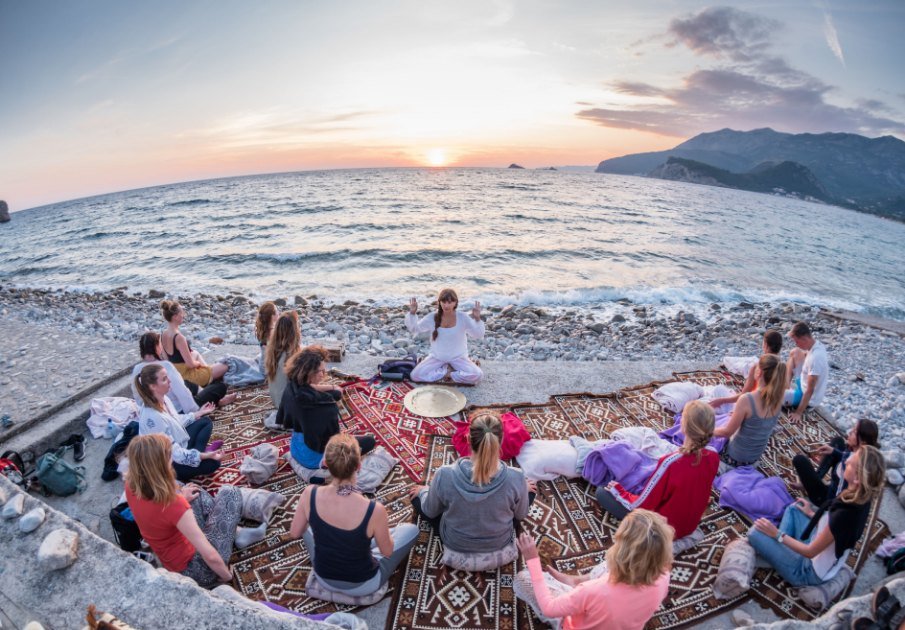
[596,400,718,539]
[124,434,241,587]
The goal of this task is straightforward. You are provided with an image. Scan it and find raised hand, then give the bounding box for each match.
[409,297,418,315]
[471,300,482,321]
[517,532,539,560]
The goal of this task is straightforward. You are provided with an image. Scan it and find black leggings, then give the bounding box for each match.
[172,416,221,482]
[184,380,228,407]
[792,436,845,506]
[596,486,630,520]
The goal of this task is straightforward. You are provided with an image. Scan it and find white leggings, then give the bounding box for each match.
[411,355,483,384]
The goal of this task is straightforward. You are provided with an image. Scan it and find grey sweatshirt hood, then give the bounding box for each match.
[449,459,508,501]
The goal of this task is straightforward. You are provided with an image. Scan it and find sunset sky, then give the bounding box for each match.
[2,0,904,210]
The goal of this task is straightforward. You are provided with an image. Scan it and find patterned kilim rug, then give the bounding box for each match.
[387,370,889,629]
[196,376,446,615]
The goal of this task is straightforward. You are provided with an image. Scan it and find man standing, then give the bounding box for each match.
[786,322,829,421]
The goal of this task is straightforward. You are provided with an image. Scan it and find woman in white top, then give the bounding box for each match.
[405,288,485,384]
[134,364,223,482]
[131,332,236,414]
[747,445,884,587]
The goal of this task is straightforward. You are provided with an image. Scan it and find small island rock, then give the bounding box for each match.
[507,163,525,169]
[0,201,10,223]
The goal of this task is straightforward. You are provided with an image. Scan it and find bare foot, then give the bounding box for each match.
[218,392,238,408]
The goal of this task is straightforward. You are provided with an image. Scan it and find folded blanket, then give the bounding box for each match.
[582,441,658,493]
[569,436,609,474]
[610,426,678,459]
[723,356,758,378]
[714,466,794,524]
[651,382,705,413]
[87,397,140,438]
[660,411,731,453]
[240,443,280,485]
[515,439,579,481]
[220,354,265,387]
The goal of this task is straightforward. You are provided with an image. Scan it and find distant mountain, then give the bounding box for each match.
[596,128,905,221]
[508,163,525,169]
[650,157,829,201]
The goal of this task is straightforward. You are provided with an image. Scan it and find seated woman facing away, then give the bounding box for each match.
[793,418,879,506]
[265,311,303,411]
[131,332,235,413]
[749,445,885,587]
[290,434,419,596]
[277,346,375,479]
[160,299,228,388]
[514,509,672,630]
[713,354,786,468]
[405,288,485,384]
[597,400,718,540]
[710,329,783,409]
[124,434,240,588]
[409,414,534,554]
[134,364,223,482]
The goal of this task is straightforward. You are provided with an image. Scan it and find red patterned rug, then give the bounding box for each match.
[388,371,889,629]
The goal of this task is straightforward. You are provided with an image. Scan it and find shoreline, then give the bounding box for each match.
[2,284,904,451]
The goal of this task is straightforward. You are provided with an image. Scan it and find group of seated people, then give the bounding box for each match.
[120,289,884,630]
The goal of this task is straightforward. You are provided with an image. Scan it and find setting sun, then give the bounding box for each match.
[426,148,447,167]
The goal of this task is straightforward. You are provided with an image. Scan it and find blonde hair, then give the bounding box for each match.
[607,509,674,586]
[840,445,885,505]
[126,434,178,505]
[134,364,166,412]
[255,301,279,345]
[324,434,361,481]
[469,413,502,486]
[160,299,182,322]
[265,311,301,380]
[680,400,715,464]
[757,353,787,416]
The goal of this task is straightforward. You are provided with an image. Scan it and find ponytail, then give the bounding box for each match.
[135,364,166,411]
[680,400,715,465]
[469,413,502,486]
[758,354,787,416]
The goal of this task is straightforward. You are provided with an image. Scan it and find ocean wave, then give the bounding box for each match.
[168,198,213,207]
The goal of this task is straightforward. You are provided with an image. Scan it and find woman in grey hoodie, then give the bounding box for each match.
[409,414,533,553]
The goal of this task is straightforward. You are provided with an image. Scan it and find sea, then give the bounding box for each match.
[2,168,904,320]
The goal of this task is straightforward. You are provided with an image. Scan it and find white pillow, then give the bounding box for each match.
[651,382,705,413]
[515,440,579,481]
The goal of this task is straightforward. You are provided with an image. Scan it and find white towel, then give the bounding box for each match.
[723,356,758,378]
[610,426,678,459]
[651,382,705,413]
[515,440,580,481]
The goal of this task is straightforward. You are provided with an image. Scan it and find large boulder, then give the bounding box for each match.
[0,200,9,223]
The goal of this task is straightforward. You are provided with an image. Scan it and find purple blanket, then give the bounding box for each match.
[714,466,794,524]
[660,411,731,453]
[582,441,658,493]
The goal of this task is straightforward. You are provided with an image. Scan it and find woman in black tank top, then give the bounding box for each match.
[160,299,228,387]
[289,435,419,596]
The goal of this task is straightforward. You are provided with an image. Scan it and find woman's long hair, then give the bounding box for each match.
[285,345,328,386]
[126,434,178,505]
[757,353,787,417]
[265,311,301,380]
[432,288,458,341]
[853,418,879,449]
[134,364,166,412]
[469,413,502,486]
[680,400,715,465]
[255,301,279,345]
[139,331,161,360]
[607,509,674,586]
[840,445,885,505]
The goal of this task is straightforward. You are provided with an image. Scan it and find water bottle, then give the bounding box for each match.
[105,419,116,439]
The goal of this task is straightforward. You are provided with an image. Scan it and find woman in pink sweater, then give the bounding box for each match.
[514,509,672,630]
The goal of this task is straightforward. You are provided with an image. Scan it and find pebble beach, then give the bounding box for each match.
[2,285,904,454]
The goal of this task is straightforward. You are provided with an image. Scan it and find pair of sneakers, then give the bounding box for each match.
[60,433,86,462]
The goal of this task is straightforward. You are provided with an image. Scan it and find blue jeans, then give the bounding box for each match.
[747,504,823,586]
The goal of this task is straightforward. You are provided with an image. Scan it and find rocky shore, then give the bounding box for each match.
[2,285,904,449]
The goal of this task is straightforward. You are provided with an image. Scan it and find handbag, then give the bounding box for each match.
[35,448,87,496]
[378,354,419,381]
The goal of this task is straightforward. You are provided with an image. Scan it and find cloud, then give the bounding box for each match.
[576,6,905,138]
[821,9,845,67]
